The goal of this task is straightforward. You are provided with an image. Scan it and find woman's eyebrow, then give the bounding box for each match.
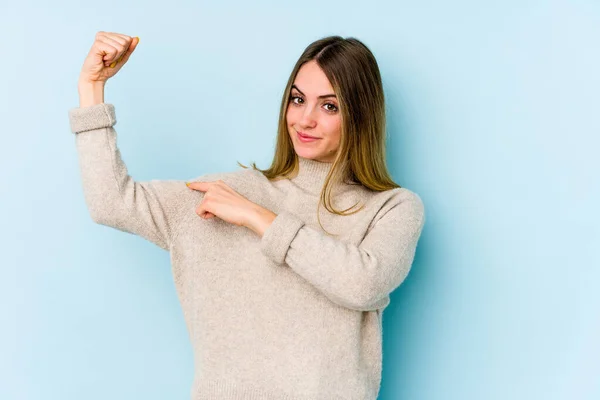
[291,85,337,99]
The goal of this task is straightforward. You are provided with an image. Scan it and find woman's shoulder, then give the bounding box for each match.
[387,186,424,205]
[366,186,425,220]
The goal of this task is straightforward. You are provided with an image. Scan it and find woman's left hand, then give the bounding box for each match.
[186,180,277,236]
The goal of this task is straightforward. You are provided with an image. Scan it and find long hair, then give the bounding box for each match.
[238,35,401,235]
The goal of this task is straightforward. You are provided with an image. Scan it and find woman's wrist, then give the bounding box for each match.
[78,80,105,107]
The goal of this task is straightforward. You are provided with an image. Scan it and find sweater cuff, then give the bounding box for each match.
[68,103,116,134]
[260,211,305,265]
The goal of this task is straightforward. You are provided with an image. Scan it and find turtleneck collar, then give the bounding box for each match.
[289,156,333,194]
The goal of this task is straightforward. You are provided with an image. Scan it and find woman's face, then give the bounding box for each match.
[286,60,341,163]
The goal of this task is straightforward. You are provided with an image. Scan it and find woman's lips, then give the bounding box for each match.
[298,131,319,138]
[297,132,320,143]
[297,131,321,143]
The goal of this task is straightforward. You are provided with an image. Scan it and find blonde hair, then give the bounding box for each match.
[238,35,401,235]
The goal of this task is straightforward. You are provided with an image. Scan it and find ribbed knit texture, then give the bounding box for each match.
[67,103,426,400]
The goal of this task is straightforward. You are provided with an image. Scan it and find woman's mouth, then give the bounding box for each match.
[297,131,321,143]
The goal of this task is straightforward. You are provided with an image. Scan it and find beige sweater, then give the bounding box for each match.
[68,103,426,400]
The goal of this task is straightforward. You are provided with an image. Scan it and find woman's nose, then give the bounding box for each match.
[300,106,317,128]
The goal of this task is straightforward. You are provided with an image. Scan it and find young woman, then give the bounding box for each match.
[69,32,425,400]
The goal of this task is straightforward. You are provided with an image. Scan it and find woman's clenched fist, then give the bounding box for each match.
[78,32,139,84]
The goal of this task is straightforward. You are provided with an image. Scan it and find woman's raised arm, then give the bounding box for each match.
[69,32,194,251]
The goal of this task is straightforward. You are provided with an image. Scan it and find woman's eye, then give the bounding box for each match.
[324,103,338,112]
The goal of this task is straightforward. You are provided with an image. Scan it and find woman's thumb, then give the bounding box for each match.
[125,36,140,57]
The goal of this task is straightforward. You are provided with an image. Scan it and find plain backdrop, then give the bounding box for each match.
[1,1,598,399]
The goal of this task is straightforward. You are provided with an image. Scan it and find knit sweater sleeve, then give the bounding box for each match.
[67,103,190,251]
[260,190,425,312]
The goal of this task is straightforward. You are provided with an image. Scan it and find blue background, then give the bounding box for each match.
[1,1,598,399]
